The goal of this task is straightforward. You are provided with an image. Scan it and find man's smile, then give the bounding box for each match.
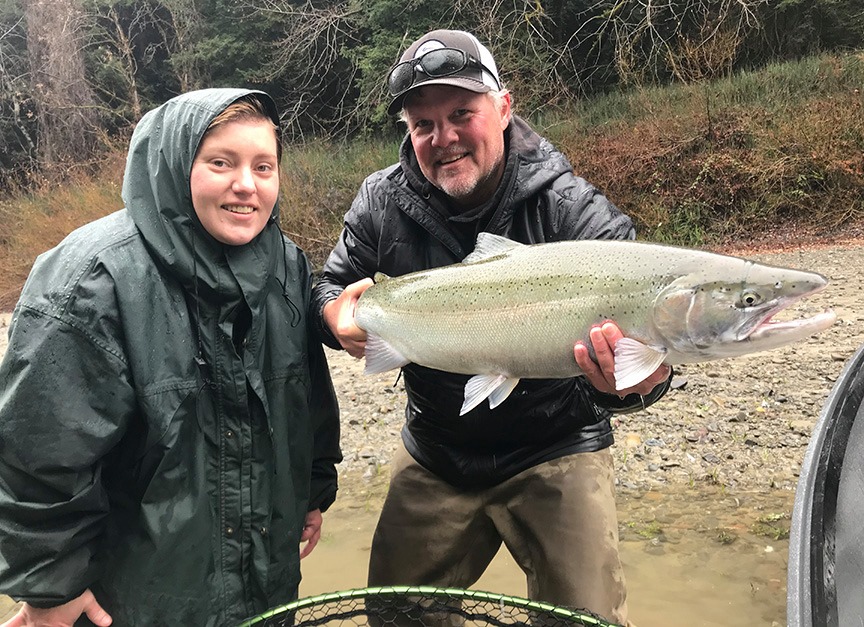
[439,153,466,165]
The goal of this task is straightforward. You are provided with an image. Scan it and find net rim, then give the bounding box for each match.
[238,586,618,627]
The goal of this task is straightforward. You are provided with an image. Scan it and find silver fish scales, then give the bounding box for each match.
[355,233,836,415]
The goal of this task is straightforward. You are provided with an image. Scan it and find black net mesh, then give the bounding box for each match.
[239,587,621,627]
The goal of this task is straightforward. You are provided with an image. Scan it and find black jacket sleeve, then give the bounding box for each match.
[589,367,674,414]
[543,169,673,412]
[311,175,384,350]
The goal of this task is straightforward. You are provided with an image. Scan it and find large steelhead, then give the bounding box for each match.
[354,233,836,415]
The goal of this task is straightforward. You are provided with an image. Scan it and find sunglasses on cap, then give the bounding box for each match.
[387,47,500,98]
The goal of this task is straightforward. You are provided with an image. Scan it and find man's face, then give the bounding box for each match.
[403,85,511,209]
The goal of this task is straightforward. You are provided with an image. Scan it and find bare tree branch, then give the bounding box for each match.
[595,0,769,85]
[26,0,104,180]
[241,0,364,139]
[0,13,37,180]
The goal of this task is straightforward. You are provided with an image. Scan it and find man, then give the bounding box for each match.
[312,30,671,624]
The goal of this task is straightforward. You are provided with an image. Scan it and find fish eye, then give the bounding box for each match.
[738,289,763,308]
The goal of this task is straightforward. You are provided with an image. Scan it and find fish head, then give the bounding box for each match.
[652,260,836,359]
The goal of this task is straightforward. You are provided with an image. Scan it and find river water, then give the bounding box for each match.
[0,459,795,627]
[299,481,792,627]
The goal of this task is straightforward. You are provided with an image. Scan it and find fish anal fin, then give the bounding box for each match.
[613,338,668,390]
[364,334,410,374]
[460,374,520,416]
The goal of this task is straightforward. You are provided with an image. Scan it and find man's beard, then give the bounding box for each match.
[434,156,503,206]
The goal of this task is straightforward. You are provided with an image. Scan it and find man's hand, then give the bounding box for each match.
[2,589,112,627]
[322,278,374,358]
[300,509,323,559]
[574,321,671,397]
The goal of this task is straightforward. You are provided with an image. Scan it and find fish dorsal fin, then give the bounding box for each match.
[463,233,525,264]
[613,338,668,390]
[372,272,391,283]
[460,374,521,415]
[363,334,410,374]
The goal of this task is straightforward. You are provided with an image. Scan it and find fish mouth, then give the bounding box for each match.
[738,279,833,342]
[748,309,837,342]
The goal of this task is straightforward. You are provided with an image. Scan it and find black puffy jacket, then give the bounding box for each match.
[313,116,668,489]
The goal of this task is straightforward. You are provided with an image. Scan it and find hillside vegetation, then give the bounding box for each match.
[0,51,862,309]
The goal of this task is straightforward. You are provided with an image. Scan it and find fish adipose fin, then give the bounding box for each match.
[463,233,525,264]
[461,374,521,416]
[613,338,668,390]
[364,334,410,374]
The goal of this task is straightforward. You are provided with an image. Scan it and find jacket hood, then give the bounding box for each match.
[122,88,282,297]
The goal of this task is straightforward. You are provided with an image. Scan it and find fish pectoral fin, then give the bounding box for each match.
[613,338,668,390]
[460,374,520,416]
[363,334,410,374]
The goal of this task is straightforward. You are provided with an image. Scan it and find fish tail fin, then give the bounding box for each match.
[364,334,410,374]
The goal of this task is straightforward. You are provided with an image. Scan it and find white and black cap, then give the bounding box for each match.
[386,29,502,114]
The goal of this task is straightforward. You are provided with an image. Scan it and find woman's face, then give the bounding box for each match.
[190,118,279,246]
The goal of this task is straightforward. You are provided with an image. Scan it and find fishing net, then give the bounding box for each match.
[238,586,621,627]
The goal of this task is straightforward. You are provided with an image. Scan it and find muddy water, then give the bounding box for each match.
[300,479,792,627]
[0,484,790,626]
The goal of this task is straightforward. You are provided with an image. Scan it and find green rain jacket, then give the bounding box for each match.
[0,89,341,625]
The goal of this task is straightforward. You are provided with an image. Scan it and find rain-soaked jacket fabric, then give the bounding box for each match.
[313,116,669,490]
[0,88,341,625]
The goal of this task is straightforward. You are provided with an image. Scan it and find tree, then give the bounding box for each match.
[2,0,863,191]
[26,0,104,180]
[242,0,365,139]
[755,0,864,61]
[0,0,36,188]
[84,0,192,130]
[247,0,605,137]
[86,0,151,127]
[592,0,770,85]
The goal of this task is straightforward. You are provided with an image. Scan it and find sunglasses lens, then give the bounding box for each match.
[387,49,473,98]
[419,49,467,77]
[388,63,416,96]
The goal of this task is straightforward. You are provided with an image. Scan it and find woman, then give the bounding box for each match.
[0,88,341,626]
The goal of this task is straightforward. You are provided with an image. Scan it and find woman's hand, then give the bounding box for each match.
[2,589,112,627]
[300,509,323,559]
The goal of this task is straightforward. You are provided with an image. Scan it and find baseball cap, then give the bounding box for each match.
[386,29,502,114]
